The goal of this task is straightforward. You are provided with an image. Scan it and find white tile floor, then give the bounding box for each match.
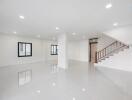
[0,61,132,100]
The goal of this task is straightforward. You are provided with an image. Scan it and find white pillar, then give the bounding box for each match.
[58,34,68,69]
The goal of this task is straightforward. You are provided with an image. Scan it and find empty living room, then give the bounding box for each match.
[0,0,132,100]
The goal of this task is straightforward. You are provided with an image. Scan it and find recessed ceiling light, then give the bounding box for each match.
[82,88,86,92]
[105,3,112,9]
[72,32,76,35]
[13,31,17,34]
[19,15,25,19]
[72,97,76,100]
[36,90,41,93]
[37,35,41,38]
[56,27,60,30]
[113,22,118,26]
[52,82,56,86]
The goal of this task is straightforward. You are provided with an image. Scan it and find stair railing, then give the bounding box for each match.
[96,41,129,63]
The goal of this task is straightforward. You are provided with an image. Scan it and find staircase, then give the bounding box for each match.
[96,41,129,63]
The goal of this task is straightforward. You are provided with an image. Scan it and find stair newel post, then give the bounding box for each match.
[95,51,98,63]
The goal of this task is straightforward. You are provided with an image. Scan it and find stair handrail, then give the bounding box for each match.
[96,41,129,63]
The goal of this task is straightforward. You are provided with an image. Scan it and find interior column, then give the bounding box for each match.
[58,34,68,69]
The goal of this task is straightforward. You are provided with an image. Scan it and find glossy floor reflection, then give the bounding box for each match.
[0,61,132,100]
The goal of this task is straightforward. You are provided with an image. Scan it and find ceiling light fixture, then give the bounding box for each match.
[52,82,56,86]
[105,1,112,9]
[19,15,25,19]
[72,97,76,100]
[113,22,118,26]
[56,27,60,30]
[106,3,112,9]
[82,88,86,92]
[36,90,41,93]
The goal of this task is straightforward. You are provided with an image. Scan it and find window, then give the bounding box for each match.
[51,45,58,55]
[18,42,32,57]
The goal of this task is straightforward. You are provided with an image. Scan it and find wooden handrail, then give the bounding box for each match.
[97,41,117,53]
[96,41,129,63]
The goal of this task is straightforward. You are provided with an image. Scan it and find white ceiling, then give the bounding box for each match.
[0,0,132,40]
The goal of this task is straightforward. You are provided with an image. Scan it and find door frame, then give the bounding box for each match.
[89,38,98,63]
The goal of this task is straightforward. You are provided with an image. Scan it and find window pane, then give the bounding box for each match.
[18,42,32,57]
[26,44,31,56]
[19,43,26,56]
[51,45,58,55]
[56,46,58,54]
[53,46,56,54]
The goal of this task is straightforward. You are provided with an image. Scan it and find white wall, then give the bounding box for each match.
[0,34,44,67]
[79,40,89,62]
[0,34,89,67]
[68,41,80,61]
[97,34,115,51]
[68,40,89,62]
[44,39,89,63]
[68,35,115,62]
[104,25,132,45]
[68,34,115,63]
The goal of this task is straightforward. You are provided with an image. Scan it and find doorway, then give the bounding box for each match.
[89,38,98,63]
